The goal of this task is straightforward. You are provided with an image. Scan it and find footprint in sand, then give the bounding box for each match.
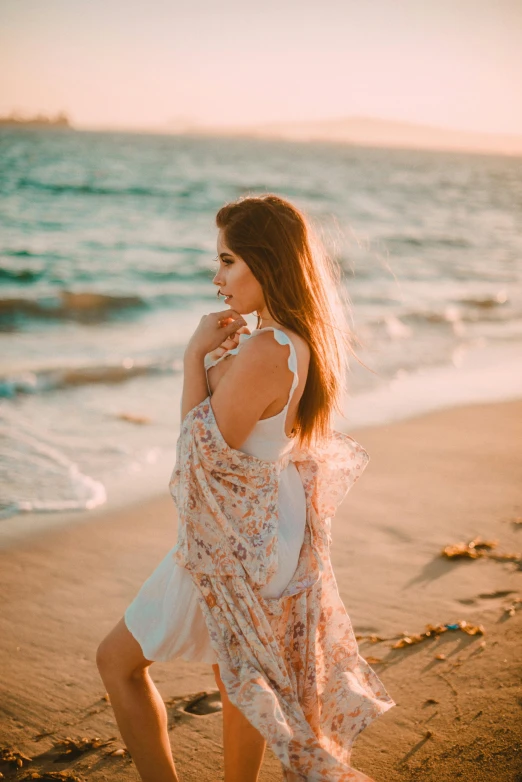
[183,690,223,715]
[458,589,517,605]
[166,689,223,721]
[478,590,517,600]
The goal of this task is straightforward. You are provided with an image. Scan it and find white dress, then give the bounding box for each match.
[124,327,307,665]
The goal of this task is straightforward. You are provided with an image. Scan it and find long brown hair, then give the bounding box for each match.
[216,193,360,449]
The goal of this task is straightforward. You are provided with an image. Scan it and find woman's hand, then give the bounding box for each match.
[206,324,251,363]
[185,309,248,358]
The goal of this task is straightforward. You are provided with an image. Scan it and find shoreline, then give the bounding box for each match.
[3,335,522,544]
[0,397,521,780]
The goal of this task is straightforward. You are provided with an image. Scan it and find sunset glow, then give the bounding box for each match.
[1,0,521,137]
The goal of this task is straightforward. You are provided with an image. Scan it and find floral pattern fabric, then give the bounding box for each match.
[169,396,395,781]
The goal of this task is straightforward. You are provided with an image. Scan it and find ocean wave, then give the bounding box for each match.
[133,265,214,282]
[402,300,511,325]
[80,240,203,255]
[365,294,513,333]
[17,178,168,198]
[2,248,66,259]
[0,290,147,322]
[0,266,44,283]
[0,357,183,398]
[4,249,37,257]
[458,293,509,308]
[384,235,471,249]
[0,413,107,519]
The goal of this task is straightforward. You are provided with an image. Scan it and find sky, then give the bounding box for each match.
[1,0,521,135]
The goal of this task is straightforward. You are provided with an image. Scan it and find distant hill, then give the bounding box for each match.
[174,116,522,156]
[0,112,72,128]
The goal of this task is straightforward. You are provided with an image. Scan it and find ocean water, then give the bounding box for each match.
[1,127,521,522]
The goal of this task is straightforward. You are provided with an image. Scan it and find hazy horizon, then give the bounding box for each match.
[5,112,518,139]
[3,113,520,157]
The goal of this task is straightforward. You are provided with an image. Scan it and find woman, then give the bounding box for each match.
[96,194,395,782]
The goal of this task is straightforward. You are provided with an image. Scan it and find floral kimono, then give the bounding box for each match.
[169,396,395,781]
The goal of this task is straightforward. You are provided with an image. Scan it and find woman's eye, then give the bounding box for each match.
[212,257,232,267]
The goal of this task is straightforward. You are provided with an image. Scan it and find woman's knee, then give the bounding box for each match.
[96,616,152,681]
[95,636,119,678]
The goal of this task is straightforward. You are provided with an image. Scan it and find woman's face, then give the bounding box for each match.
[213,229,265,315]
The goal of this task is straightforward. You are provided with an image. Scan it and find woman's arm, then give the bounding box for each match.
[180,310,247,421]
[180,347,209,420]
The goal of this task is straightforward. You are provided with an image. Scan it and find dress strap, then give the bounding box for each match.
[254,327,299,414]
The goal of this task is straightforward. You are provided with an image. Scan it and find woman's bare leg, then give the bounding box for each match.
[212,663,266,782]
[96,617,179,782]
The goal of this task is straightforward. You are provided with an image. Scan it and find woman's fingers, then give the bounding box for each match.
[208,322,251,360]
[222,325,250,349]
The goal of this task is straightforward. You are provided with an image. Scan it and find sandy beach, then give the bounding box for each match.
[1,397,521,781]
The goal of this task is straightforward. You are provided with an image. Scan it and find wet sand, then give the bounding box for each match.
[1,398,521,781]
